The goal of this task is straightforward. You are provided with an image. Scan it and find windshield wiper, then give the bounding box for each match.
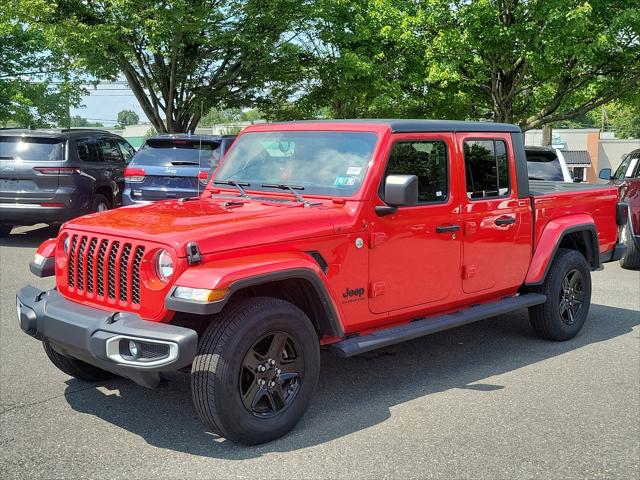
[260,183,320,207]
[214,180,250,197]
[171,161,200,166]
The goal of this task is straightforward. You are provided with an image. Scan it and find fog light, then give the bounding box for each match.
[173,286,228,302]
[128,340,139,359]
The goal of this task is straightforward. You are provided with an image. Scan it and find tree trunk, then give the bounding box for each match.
[542,124,552,145]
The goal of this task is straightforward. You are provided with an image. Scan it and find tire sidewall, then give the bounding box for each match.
[92,194,110,213]
[207,300,320,443]
[544,250,592,340]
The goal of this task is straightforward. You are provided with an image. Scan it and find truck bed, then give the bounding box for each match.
[529,181,619,256]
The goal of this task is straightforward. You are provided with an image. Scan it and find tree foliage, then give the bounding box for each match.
[266,0,640,131]
[19,0,304,133]
[0,4,85,127]
[116,109,140,128]
[70,115,103,127]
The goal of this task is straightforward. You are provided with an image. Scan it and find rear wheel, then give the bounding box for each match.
[0,224,13,236]
[43,342,113,381]
[191,297,320,445]
[528,248,592,341]
[620,225,640,270]
[91,194,110,213]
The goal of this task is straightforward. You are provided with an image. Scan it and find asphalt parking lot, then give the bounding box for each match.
[1,224,638,479]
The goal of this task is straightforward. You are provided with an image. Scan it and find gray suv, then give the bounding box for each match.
[0,129,135,235]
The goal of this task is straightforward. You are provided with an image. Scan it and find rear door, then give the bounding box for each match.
[129,138,220,201]
[457,133,532,294]
[0,136,65,203]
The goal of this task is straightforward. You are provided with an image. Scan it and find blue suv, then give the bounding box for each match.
[122,134,235,205]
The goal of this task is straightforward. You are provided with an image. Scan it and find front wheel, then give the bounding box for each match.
[528,248,592,341]
[191,297,320,445]
[620,225,640,270]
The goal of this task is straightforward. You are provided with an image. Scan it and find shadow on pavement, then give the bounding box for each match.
[0,225,59,249]
[63,303,639,458]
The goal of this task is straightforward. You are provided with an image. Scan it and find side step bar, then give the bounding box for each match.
[331,293,546,357]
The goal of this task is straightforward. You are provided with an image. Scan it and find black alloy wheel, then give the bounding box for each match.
[240,332,303,418]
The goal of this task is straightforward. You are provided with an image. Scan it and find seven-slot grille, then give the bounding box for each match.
[66,234,145,306]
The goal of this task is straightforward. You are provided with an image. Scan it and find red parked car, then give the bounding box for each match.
[600,148,640,269]
[18,120,626,444]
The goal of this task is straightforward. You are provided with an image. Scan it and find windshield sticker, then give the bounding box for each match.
[335,176,356,186]
[346,166,362,175]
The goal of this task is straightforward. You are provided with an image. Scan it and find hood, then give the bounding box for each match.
[64,196,341,256]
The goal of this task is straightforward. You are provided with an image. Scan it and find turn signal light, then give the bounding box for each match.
[173,287,228,302]
[125,167,146,182]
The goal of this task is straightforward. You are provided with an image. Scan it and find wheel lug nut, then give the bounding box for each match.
[276,368,281,375]
[258,379,266,386]
[268,380,275,388]
[269,359,276,366]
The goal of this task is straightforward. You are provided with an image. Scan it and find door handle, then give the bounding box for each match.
[436,224,460,233]
[495,216,516,226]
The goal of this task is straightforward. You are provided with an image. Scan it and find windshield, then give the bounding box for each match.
[214,131,378,197]
[0,137,65,161]
[133,139,221,168]
[527,157,564,181]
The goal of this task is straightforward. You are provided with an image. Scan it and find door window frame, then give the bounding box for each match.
[376,133,454,209]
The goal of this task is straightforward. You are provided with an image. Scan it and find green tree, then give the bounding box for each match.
[0,4,85,127]
[19,0,304,133]
[70,115,103,127]
[268,0,640,130]
[116,109,140,128]
[416,0,640,130]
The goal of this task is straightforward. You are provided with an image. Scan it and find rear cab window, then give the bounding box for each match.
[526,150,564,181]
[0,137,65,161]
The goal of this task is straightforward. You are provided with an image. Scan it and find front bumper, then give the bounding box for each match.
[16,286,198,388]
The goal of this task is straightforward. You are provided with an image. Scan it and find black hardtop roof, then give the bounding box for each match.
[0,128,123,140]
[277,119,522,133]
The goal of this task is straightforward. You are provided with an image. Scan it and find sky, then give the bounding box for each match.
[70,83,147,126]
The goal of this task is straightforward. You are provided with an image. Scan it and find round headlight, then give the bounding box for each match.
[155,250,174,282]
[63,235,70,255]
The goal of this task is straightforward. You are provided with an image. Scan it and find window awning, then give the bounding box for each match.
[562,150,592,166]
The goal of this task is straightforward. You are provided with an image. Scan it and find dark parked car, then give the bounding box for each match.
[0,129,135,235]
[122,134,235,205]
[600,148,640,269]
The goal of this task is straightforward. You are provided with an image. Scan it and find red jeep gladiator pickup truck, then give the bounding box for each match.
[17,120,627,445]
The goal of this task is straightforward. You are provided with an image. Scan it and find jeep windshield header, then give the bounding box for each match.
[213,131,378,197]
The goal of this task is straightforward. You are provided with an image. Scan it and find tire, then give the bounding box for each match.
[191,297,321,445]
[0,224,13,236]
[528,248,592,341]
[620,225,640,270]
[91,194,110,213]
[43,342,113,382]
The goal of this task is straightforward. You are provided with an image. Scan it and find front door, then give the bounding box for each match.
[457,133,532,294]
[368,133,462,314]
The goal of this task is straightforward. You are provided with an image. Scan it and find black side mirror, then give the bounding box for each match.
[598,168,612,180]
[376,174,418,216]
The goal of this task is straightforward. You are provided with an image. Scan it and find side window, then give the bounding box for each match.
[116,140,135,163]
[613,155,632,180]
[463,139,510,200]
[381,140,448,203]
[76,138,100,162]
[626,155,639,178]
[98,138,121,163]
